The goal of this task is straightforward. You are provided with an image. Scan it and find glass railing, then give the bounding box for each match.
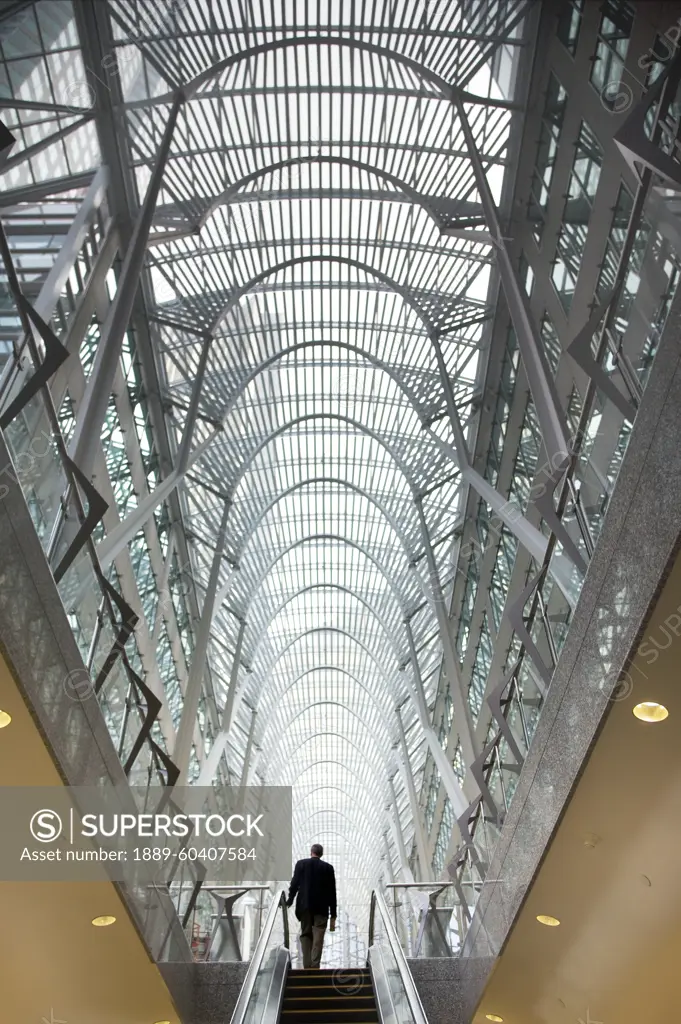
[169,882,273,962]
[368,889,429,1024]
[228,891,290,1024]
[383,882,467,958]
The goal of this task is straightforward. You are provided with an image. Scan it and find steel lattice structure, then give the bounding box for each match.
[0,0,535,934]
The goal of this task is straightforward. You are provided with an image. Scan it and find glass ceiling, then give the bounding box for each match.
[1,0,531,937]
[116,0,528,931]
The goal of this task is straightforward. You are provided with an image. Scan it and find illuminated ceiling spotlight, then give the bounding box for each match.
[632,701,668,723]
[536,914,560,927]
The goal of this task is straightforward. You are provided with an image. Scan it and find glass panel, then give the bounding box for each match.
[590,1,635,107]
[529,72,568,242]
[371,900,422,1021]
[552,121,604,312]
[3,391,67,550]
[557,0,584,56]
[241,903,287,1024]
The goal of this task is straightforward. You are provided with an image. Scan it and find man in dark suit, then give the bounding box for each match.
[286,843,337,968]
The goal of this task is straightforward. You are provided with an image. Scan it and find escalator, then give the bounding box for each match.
[280,968,378,1024]
[228,888,429,1024]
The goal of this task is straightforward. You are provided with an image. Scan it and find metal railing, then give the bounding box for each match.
[384,882,461,957]
[368,889,429,1024]
[229,890,290,1024]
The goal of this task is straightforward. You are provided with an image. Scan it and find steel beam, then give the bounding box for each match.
[452,93,572,472]
[195,617,247,787]
[174,499,230,784]
[0,167,110,407]
[151,527,178,646]
[68,93,183,480]
[240,708,257,786]
[404,617,471,822]
[1,114,94,175]
[414,501,479,769]
[95,428,220,568]
[388,787,414,883]
[176,331,213,476]
[396,708,431,882]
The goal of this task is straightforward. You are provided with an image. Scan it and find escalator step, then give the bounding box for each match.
[284,997,376,1009]
[281,966,377,1023]
[280,1015,378,1023]
[280,1011,378,1018]
[284,983,374,991]
[285,980,373,988]
[285,981,372,989]
[288,970,370,976]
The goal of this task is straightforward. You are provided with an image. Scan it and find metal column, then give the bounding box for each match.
[95,428,220,568]
[404,617,472,822]
[68,92,184,480]
[396,707,431,882]
[196,617,247,786]
[240,707,257,787]
[452,92,572,470]
[151,527,178,646]
[411,508,479,769]
[387,786,414,883]
[174,499,230,783]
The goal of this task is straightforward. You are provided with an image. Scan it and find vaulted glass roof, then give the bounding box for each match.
[2,0,531,937]
[109,0,529,929]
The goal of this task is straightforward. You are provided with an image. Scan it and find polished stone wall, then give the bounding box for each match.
[159,961,250,1024]
[407,957,464,1024]
[458,279,681,1017]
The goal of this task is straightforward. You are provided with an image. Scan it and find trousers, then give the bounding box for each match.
[298,911,327,968]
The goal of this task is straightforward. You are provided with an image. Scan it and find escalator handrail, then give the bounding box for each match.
[368,889,429,1024]
[229,889,289,1024]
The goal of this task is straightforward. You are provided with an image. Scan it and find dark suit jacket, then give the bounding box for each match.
[287,857,337,919]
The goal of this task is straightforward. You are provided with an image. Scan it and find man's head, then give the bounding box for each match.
[310,843,323,858]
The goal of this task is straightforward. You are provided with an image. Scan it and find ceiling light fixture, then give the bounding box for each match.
[486,1015,504,1022]
[153,1020,171,1024]
[633,701,668,722]
[0,710,11,728]
[91,915,116,927]
[536,914,560,927]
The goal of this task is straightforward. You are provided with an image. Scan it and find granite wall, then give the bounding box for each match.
[408,957,464,1024]
[159,961,250,1024]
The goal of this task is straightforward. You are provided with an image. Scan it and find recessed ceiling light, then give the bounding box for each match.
[0,710,11,728]
[91,915,116,927]
[633,701,668,723]
[536,914,560,927]
[153,1020,171,1024]
[486,1016,504,1022]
